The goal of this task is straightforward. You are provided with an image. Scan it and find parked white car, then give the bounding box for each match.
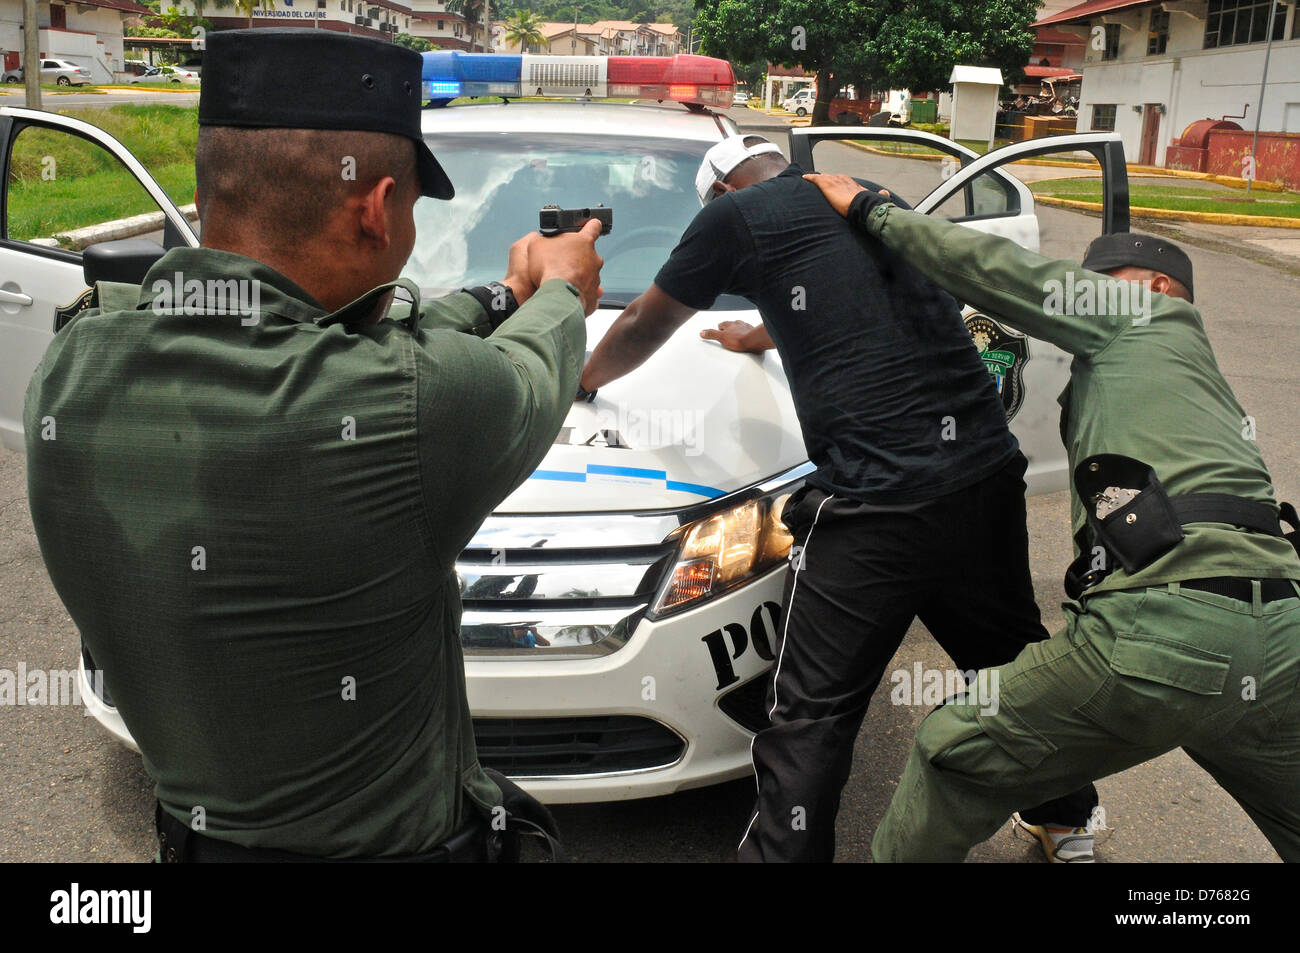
[782,88,814,115]
[129,65,200,85]
[0,85,1130,803]
[2,59,92,86]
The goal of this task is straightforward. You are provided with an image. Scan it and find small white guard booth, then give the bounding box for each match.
[948,65,1004,150]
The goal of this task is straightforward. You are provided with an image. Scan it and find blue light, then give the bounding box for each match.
[423,80,462,98]
[421,51,522,99]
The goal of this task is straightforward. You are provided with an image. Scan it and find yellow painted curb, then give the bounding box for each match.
[1034,194,1300,228]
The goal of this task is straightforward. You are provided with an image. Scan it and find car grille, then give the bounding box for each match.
[718,675,772,733]
[457,511,684,658]
[473,715,686,777]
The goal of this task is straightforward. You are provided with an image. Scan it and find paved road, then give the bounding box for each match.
[1,106,1295,862]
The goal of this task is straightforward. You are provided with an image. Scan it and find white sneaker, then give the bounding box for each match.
[1012,808,1103,863]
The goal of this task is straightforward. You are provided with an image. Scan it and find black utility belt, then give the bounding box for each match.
[1181,577,1299,603]
[1065,453,1300,600]
[155,803,491,863]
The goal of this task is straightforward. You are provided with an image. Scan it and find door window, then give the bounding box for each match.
[6,124,171,249]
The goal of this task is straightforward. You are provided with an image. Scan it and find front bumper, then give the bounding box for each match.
[79,567,786,803]
[466,567,784,803]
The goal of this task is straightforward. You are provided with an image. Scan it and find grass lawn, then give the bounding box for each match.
[1030,177,1300,218]
[7,104,197,243]
[0,83,106,95]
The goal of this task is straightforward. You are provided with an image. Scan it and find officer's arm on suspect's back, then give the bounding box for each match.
[802,173,1193,360]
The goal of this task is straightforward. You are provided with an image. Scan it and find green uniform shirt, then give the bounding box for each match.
[857,203,1300,593]
[24,247,586,857]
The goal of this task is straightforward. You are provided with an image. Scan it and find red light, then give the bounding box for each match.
[607,54,734,106]
[606,56,671,85]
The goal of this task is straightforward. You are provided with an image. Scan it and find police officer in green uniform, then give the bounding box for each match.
[805,172,1300,862]
[24,29,603,861]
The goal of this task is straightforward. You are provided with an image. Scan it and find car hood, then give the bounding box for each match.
[496,308,809,513]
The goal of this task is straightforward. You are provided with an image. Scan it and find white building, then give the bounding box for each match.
[493,21,599,56]
[579,21,680,56]
[1037,0,1300,166]
[0,0,151,83]
[175,0,417,45]
[406,1,473,51]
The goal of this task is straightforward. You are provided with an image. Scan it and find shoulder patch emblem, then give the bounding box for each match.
[966,313,1030,422]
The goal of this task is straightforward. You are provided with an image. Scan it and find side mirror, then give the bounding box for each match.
[82,238,166,287]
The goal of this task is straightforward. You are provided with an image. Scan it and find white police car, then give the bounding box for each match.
[0,53,1130,802]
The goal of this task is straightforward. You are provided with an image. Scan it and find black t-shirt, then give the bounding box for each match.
[654,164,1017,504]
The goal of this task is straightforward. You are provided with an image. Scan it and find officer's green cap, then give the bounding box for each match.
[1082,232,1194,302]
[198,28,454,200]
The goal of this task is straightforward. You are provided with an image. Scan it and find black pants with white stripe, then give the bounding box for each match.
[737,452,1098,862]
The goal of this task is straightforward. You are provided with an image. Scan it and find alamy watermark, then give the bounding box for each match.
[150,272,261,326]
[557,403,706,456]
[890,662,1000,716]
[0,663,104,714]
[1042,272,1152,327]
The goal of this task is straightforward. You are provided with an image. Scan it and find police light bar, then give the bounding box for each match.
[420,52,735,107]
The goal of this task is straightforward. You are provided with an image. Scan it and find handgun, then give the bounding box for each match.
[539,204,613,237]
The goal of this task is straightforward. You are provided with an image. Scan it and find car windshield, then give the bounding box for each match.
[405,131,740,308]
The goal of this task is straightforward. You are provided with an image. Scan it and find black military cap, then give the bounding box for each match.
[1082,232,1194,302]
[199,28,453,200]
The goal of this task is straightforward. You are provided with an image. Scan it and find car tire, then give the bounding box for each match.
[171,78,181,84]
[795,106,807,117]
[3,76,17,84]
[57,76,70,86]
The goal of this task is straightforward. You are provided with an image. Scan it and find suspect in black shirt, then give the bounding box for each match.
[615,162,1017,504]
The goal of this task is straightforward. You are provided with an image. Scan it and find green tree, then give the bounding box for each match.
[504,9,546,52]
[231,0,276,28]
[693,0,1036,125]
[446,0,487,51]
[395,33,437,52]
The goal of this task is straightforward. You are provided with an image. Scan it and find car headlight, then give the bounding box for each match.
[649,485,797,618]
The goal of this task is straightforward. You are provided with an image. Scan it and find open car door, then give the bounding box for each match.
[0,106,198,450]
[787,127,1131,492]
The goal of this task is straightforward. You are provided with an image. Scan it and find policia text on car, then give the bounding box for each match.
[24,29,604,861]
[807,173,1300,862]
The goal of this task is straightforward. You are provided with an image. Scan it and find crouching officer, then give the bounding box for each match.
[807,173,1300,862]
[25,28,602,861]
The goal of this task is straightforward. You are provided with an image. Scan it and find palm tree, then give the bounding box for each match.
[445,0,486,51]
[503,9,545,53]
[232,0,275,28]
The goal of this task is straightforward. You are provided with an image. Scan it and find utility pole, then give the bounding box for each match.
[22,0,40,109]
[1246,0,1280,195]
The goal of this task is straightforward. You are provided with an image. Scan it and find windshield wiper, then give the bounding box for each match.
[597,297,631,309]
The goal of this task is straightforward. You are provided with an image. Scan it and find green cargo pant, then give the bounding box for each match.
[873,581,1300,862]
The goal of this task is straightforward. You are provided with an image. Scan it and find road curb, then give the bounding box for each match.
[43,203,200,251]
[755,118,1287,192]
[1033,194,1300,228]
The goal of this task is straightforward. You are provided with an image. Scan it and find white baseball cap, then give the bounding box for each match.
[695,136,785,205]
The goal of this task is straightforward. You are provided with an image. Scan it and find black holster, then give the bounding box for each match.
[1075,454,1185,574]
[1064,453,1299,600]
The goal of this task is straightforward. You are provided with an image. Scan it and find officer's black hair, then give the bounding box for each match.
[195,126,418,249]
